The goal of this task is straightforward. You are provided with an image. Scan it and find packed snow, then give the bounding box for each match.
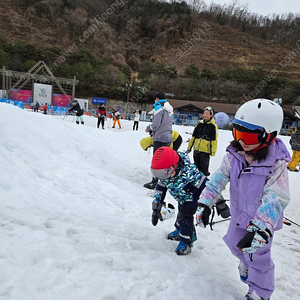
[0,103,299,300]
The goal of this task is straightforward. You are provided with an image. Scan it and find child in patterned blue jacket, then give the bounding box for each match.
[150,146,209,255]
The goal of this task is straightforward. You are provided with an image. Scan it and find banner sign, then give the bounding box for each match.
[52,106,68,115]
[0,98,24,109]
[10,89,32,103]
[53,94,72,107]
[33,83,52,104]
[92,97,106,105]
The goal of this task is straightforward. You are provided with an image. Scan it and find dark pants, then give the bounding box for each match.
[193,151,210,176]
[150,141,171,184]
[97,117,105,128]
[133,121,139,130]
[175,199,198,245]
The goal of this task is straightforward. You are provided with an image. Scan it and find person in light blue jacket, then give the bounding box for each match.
[195,99,290,300]
[144,92,173,189]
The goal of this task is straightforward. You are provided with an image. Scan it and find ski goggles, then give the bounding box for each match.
[233,124,265,145]
[204,106,213,113]
[150,165,175,180]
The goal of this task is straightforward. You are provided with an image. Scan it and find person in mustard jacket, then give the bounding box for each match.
[140,130,183,152]
[287,128,300,172]
[186,106,218,176]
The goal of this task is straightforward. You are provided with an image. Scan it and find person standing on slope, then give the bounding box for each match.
[111,109,121,129]
[144,92,173,189]
[97,103,106,129]
[186,107,218,176]
[286,128,300,172]
[68,100,84,125]
[133,110,140,130]
[195,99,290,300]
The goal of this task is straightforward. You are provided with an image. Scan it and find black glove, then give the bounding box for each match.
[185,149,191,155]
[215,198,230,219]
[236,222,272,254]
[152,201,163,226]
[195,204,211,228]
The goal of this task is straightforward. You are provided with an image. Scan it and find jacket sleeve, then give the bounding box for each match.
[147,111,163,132]
[252,160,290,232]
[187,136,195,150]
[199,152,231,208]
[153,181,168,203]
[210,124,218,156]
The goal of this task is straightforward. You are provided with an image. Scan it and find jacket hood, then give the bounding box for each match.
[153,99,173,115]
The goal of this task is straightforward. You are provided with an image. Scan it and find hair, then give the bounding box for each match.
[230,140,269,162]
[154,92,166,100]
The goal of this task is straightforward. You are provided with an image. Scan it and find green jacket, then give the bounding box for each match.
[187,118,218,156]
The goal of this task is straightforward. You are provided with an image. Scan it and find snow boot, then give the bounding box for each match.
[175,241,193,255]
[143,178,158,189]
[238,261,248,283]
[245,291,270,300]
[167,229,180,241]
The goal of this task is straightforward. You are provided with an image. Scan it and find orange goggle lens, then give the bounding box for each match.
[233,128,263,145]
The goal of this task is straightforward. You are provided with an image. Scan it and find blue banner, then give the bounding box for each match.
[52,106,68,115]
[0,98,24,109]
[92,97,107,105]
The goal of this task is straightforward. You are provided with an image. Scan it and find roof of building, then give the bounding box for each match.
[168,99,240,115]
[168,99,300,121]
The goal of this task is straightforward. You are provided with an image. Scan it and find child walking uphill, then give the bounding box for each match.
[195,99,291,300]
[150,146,209,255]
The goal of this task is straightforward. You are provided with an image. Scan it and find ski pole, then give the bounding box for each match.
[284,217,300,227]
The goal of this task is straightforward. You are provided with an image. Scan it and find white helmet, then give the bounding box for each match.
[233,99,283,134]
[161,203,175,221]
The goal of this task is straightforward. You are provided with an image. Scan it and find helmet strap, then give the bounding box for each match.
[252,132,277,153]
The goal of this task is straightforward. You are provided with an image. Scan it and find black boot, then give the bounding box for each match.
[143,177,158,189]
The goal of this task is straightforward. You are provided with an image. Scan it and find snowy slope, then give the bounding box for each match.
[0,103,299,300]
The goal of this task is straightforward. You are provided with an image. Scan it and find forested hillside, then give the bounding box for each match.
[0,0,299,104]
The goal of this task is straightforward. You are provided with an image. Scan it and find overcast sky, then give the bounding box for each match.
[207,0,300,16]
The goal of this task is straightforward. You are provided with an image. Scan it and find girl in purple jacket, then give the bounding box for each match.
[196,99,291,300]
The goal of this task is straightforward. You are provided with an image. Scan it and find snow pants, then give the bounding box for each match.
[174,198,198,245]
[287,150,300,170]
[97,116,105,128]
[133,121,139,130]
[76,115,84,124]
[193,151,210,176]
[113,117,121,128]
[223,220,274,299]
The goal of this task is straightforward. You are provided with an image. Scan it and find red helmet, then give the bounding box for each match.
[150,147,179,179]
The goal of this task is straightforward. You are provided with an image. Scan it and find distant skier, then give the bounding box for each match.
[286,128,300,172]
[68,100,84,125]
[133,110,140,130]
[111,109,121,129]
[34,101,39,112]
[43,103,48,114]
[97,103,106,129]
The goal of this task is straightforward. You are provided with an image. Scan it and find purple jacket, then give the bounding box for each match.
[199,138,291,232]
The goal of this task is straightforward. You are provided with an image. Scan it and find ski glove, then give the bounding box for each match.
[151,201,163,226]
[237,222,272,254]
[195,204,211,228]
